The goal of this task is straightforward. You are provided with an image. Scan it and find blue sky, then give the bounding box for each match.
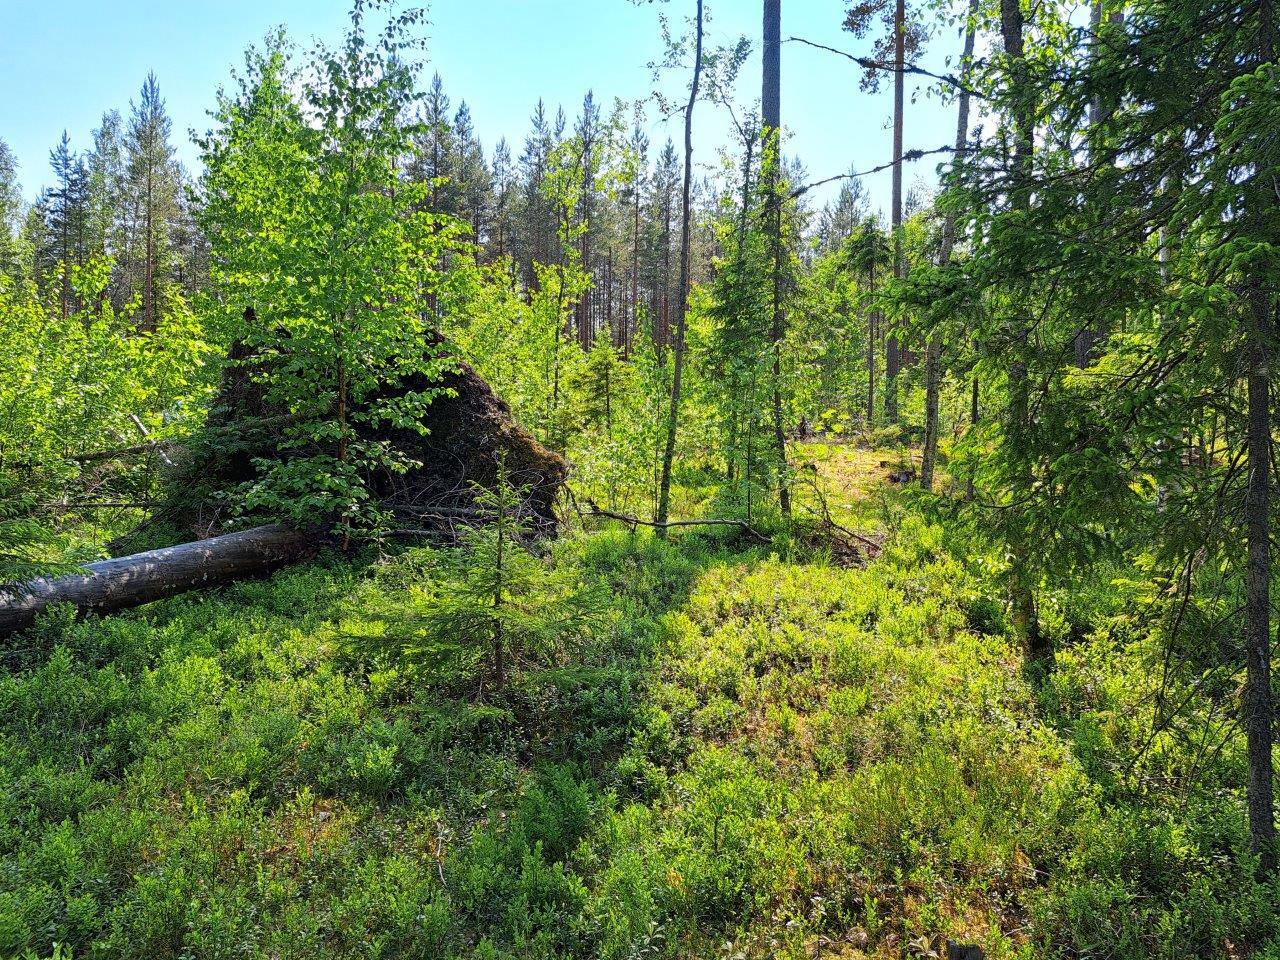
[0,0,964,216]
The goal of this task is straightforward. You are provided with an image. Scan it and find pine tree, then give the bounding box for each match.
[646,139,679,349]
[762,0,791,517]
[574,90,601,348]
[123,72,181,330]
[517,99,556,289]
[844,0,927,426]
[490,136,516,262]
[409,73,460,215]
[622,107,649,354]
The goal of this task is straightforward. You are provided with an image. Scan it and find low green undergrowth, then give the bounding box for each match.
[1,517,1274,959]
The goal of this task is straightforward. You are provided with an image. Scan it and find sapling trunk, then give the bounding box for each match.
[492,487,506,689]
[921,0,977,492]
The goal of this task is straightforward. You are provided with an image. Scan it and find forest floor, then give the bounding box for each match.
[0,446,1267,960]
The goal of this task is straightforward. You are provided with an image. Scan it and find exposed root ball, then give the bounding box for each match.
[165,334,567,537]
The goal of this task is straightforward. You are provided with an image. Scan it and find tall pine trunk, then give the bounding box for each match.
[884,0,906,426]
[654,0,703,534]
[631,170,641,357]
[578,137,593,350]
[763,0,792,517]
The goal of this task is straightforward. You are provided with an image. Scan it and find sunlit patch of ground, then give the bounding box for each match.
[790,439,915,537]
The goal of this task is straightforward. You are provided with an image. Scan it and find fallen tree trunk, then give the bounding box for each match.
[0,524,317,638]
[2,331,568,638]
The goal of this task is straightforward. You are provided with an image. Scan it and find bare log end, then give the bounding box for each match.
[0,524,319,639]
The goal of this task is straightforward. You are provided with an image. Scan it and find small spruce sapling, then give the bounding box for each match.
[382,453,603,695]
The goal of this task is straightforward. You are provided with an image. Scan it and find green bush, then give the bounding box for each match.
[1,517,1274,958]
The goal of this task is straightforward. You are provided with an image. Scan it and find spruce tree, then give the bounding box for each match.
[816,173,869,256]
[85,114,124,259]
[517,99,555,288]
[453,101,493,248]
[369,454,602,692]
[44,132,90,316]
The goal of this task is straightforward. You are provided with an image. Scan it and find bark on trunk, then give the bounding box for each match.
[885,0,906,426]
[763,0,792,517]
[1074,0,1124,367]
[655,0,703,533]
[921,0,977,492]
[0,524,317,638]
[1245,284,1275,877]
[1000,0,1048,668]
[966,366,979,500]
[631,161,641,357]
[867,268,878,426]
[920,336,943,489]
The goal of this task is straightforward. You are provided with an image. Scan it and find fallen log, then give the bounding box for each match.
[0,524,317,638]
[2,328,568,637]
[75,437,181,464]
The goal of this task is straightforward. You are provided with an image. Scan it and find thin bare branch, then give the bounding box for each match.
[790,145,955,199]
[785,36,984,98]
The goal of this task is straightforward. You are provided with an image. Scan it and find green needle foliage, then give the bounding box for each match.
[370,454,605,694]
